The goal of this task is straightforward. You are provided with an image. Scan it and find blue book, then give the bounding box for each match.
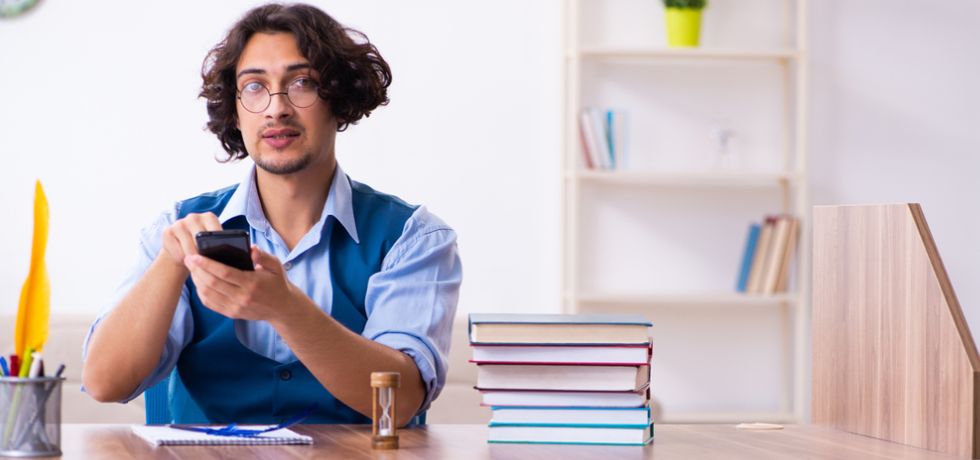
[605,110,616,169]
[736,223,762,292]
[488,422,653,445]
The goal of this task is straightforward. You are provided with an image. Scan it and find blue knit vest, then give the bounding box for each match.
[170,177,416,424]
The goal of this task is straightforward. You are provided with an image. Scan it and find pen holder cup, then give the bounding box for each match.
[0,377,65,458]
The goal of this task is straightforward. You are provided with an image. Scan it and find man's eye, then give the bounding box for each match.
[241,82,265,94]
[291,77,315,89]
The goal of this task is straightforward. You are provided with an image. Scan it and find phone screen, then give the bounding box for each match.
[195,230,254,271]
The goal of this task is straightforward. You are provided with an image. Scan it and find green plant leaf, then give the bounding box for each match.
[663,0,707,9]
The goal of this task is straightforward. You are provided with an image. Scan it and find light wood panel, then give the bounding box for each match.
[812,204,980,458]
[57,423,963,459]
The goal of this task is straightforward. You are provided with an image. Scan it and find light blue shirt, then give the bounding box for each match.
[83,164,462,412]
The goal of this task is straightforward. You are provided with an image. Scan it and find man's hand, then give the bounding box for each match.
[184,246,301,322]
[159,212,223,272]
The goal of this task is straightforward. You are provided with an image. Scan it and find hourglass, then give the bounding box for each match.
[370,371,400,449]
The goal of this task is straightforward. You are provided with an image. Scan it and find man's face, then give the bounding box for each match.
[235,32,337,175]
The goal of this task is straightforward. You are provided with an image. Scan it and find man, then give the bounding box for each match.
[81,4,461,426]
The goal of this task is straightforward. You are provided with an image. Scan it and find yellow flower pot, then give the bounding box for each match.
[665,8,702,47]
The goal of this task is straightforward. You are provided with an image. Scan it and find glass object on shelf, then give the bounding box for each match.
[709,121,740,170]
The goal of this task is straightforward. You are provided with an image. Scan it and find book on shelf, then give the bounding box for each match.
[745,216,776,294]
[586,108,613,169]
[774,216,799,293]
[490,406,651,426]
[606,109,629,170]
[578,109,602,169]
[578,107,630,171]
[740,214,800,295]
[468,313,652,345]
[488,423,653,446]
[480,388,650,408]
[476,364,650,392]
[735,223,761,292]
[470,344,651,366]
[761,215,791,294]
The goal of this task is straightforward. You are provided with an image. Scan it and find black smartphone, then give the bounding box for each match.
[195,230,254,271]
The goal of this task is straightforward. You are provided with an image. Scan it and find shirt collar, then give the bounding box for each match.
[218,164,360,244]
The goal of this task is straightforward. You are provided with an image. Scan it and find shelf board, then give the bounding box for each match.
[572,47,800,61]
[568,170,797,188]
[658,411,797,424]
[570,291,797,307]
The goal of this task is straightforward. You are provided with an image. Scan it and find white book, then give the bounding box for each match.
[491,406,651,426]
[481,389,649,408]
[471,345,650,365]
[608,109,630,170]
[587,108,613,169]
[130,425,313,446]
[476,364,649,392]
[489,423,653,445]
[578,109,604,169]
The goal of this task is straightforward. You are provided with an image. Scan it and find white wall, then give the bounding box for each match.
[0,1,563,318]
[1,0,978,420]
[809,0,980,334]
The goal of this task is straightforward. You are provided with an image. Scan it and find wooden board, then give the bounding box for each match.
[812,203,980,458]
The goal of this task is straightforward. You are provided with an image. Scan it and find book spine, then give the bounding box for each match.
[762,215,791,294]
[746,216,776,294]
[605,110,616,169]
[736,223,761,292]
[774,216,799,292]
[577,110,597,170]
[587,108,612,169]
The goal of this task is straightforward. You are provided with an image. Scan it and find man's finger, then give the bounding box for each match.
[251,246,283,273]
[202,212,223,232]
[174,226,200,258]
[187,255,245,294]
[196,283,238,317]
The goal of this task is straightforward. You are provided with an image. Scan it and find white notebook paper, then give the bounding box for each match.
[131,425,313,446]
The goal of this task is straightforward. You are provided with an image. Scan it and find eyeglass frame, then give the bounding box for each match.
[236,76,322,114]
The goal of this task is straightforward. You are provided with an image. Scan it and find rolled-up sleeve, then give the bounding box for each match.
[81,206,194,403]
[361,206,462,414]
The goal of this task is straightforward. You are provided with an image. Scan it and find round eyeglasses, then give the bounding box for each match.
[237,76,320,113]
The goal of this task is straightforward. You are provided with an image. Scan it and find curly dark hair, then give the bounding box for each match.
[200,3,392,161]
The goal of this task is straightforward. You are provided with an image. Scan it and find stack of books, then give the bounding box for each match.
[578,107,629,170]
[469,313,654,446]
[736,214,800,294]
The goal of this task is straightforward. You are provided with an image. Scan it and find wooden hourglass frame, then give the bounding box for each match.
[370,371,400,449]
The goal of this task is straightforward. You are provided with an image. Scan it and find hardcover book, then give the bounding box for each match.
[476,364,650,392]
[468,314,652,345]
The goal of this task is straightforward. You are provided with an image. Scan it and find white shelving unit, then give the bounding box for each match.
[561,0,808,423]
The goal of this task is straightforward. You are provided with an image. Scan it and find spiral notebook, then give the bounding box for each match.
[130,425,313,446]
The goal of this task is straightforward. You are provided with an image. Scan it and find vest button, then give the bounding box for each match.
[283,262,293,271]
[279,370,292,381]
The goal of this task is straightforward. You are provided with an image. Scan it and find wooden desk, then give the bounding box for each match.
[59,424,963,459]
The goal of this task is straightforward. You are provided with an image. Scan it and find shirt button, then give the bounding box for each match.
[283,262,293,271]
[279,370,292,381]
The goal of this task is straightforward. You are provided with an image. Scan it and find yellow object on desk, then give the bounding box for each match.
[14,180,50,358]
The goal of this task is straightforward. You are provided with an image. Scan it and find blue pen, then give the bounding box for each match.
[0,357,8,376]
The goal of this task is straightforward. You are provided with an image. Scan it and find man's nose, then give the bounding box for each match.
[265,91,294,120]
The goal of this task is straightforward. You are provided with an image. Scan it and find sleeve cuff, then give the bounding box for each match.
[369,331,443,414]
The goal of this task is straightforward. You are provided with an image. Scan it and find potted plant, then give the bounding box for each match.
[663,0,707,47]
